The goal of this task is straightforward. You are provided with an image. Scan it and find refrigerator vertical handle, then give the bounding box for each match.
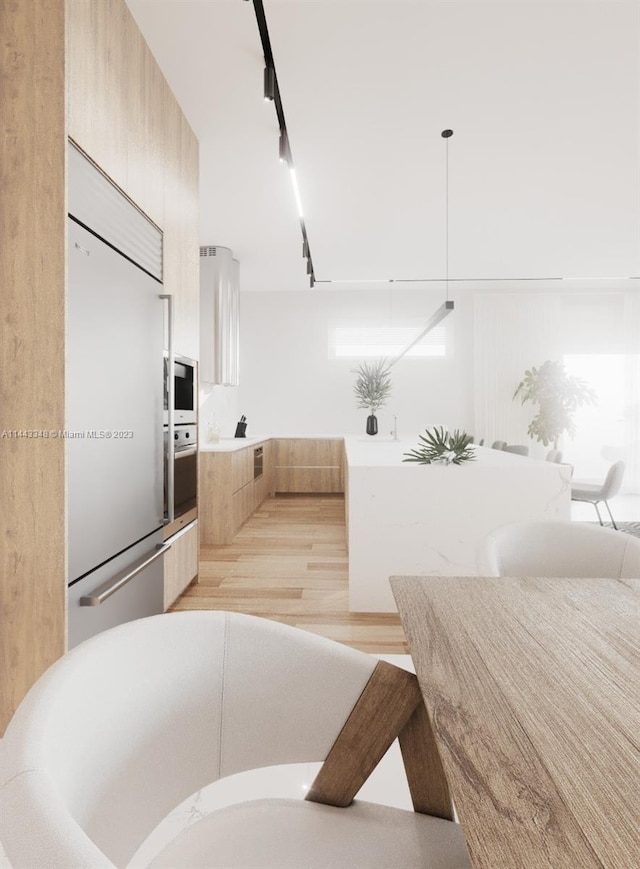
[160,293,175,524]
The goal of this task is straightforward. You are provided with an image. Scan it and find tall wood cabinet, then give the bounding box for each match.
[0,0,199,733]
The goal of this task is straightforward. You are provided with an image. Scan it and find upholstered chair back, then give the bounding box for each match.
[0,612,376,867]
[477,520,640,579]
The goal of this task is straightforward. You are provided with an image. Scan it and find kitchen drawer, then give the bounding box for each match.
[275,466,343,493]
[274,438,343,468]
[273,438,344,493]
[68,531,165,649]
[163,520,198,610]
[232,481,254,533]
[231,447,254,492]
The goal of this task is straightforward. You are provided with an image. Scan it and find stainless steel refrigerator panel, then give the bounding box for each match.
[67,143,163,281]
[68,530,166,649]
[67,219,164,582]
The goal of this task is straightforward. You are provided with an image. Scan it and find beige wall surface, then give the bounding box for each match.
[0,0,199,733]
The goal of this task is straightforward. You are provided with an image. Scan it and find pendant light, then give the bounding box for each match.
[389,130,455,367]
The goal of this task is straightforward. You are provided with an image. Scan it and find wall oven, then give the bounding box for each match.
[164,423,197,538]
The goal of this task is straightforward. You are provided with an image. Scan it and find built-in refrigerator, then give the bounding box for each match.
[66,143,170,648]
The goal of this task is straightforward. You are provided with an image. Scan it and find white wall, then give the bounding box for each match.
[235,287,475,440]
[199,287,639,495]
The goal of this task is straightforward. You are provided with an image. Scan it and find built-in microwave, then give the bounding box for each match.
[164,354,197,425]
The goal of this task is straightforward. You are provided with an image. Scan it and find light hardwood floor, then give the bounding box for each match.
[171,494,408,654]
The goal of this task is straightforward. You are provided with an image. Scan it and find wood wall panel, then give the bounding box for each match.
[66,0,130,200]
[0,0,67,733]
[162,99,200,360]
[0,0,199,733]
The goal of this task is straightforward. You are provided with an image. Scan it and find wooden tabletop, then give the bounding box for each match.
[390,576,640,869]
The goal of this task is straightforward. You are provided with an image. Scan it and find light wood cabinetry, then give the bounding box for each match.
[163,521,199,610]
[66,0,200,361]
[0,0,199,733]
[200,442,274,544]
[274,439,345,493]
[0,0,67,735]
[254,440,274,508]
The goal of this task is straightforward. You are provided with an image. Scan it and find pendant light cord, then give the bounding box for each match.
[445,135,449,301]
[441,129,453,302]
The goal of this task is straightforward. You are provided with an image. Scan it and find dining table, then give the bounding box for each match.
[390,575,639,869]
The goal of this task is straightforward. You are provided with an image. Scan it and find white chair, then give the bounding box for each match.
[491,440,506,450]
[477,520,640,578]
[503,444,529,456]
[0,611,470,869]
[571,460,626,529]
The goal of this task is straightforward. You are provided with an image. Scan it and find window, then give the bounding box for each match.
[330,324,446,359]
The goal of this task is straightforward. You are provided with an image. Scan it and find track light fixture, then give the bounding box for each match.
[263,66,275,101]
[306,258,313,275]
[278,130,289,164]
[302,238,309,259]
[310,274,315,288]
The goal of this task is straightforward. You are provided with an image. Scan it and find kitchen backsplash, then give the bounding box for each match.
[199,383,240,442]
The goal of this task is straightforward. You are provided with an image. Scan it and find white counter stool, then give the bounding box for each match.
[477,519,640,578]
[0,611,470,869]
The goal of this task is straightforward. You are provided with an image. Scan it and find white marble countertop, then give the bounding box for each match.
[344,437,572,612]
[199,437,270,452]
[343,437,551,468]
[199,434,345,452]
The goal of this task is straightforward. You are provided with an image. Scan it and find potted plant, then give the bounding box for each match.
[353,360,392,435]
[513,360,597,449]
[403,427,475,465]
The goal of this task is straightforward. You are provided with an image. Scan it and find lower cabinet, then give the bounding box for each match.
[274,439,344,493]
[199,438,344,545]
[199,440,274,545]
[164,520,199,610]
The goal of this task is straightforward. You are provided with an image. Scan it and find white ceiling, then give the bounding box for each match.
[125,0,639,292]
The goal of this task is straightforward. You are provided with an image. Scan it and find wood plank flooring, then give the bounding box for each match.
[171,494,408,653]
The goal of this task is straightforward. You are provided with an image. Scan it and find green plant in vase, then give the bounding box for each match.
[403,427,475,465]
[513,360,597,449]
[353,360,392,436]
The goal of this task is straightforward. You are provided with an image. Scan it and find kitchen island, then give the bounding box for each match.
[344,438,571,611]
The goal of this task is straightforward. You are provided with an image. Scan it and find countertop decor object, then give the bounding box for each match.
[402,427,474,465]
[353,359,392,436]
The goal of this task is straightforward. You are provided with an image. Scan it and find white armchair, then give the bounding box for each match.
[0,611,469,869]
[477,520,640,578]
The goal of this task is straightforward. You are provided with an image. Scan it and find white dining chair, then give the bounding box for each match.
[571,461,626,529]
[503,445,529,456]
[477,520,640,578]
[491,440,506,450]
[0,611,470,869]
